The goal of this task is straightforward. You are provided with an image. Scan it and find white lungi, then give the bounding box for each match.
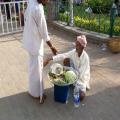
[28,54,44,100]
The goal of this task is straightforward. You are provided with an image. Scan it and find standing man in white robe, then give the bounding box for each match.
[44,35,90,101]
[23,0,57,103]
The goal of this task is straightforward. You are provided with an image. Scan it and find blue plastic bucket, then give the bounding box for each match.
[54,85,69,103]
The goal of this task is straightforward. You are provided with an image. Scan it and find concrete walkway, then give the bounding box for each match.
[0,27,120,120]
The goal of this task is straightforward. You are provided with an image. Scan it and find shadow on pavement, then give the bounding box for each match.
[0,86,120,120]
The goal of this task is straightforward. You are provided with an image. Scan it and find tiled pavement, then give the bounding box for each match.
[0,27,120,120]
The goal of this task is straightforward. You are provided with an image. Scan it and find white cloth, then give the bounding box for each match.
[29,54,44,100]
[53,49,90,92]
[23,0,50,101]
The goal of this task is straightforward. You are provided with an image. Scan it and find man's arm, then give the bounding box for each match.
[46,41,58,55]
[36,5,50,42]
[44,50,74,67]
[35,6,58,55]
[43,56,53,67]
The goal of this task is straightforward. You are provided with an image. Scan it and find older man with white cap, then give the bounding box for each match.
[44,35,90,101]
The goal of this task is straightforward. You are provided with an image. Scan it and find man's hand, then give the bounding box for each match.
[43,57,53,67]
[43,59,50,67]
[63,58,70,67]
[51,46,58,55]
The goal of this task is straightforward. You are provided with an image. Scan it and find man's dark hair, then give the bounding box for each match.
[37,0,42,4]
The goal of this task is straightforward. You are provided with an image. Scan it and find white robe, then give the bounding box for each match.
[22,2,50,101]
[23,3,50,55]
[53,49,90,92]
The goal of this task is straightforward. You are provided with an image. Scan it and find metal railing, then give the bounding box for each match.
[0,1,28,36]
[54,1,120,37]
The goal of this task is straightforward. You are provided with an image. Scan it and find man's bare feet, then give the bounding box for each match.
[28,92,47,103]
[40,94,47,104]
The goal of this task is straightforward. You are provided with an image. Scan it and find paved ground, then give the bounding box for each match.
[0,27,120,120]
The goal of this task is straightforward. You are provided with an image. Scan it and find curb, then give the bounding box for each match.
[48,21,111,44]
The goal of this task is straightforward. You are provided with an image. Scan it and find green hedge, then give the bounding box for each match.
[59,13,120,35]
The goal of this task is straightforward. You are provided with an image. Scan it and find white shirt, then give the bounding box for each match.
[23,3,50,56]
[53,49,90,92]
